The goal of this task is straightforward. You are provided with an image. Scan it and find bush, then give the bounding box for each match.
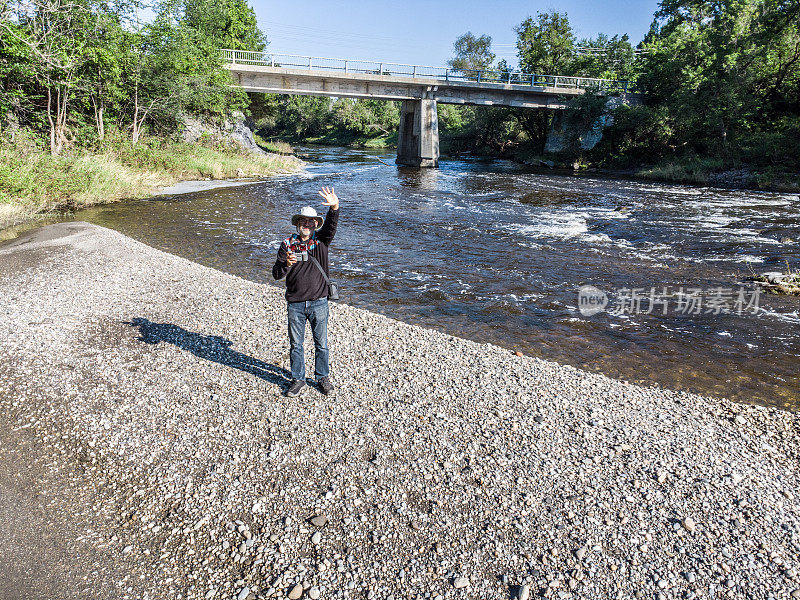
[590,104,676,166]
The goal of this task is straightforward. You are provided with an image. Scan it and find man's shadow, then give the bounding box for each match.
[125,317,292,389]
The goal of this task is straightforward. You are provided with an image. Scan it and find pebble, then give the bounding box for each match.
[311,532,321,545]
[288,583,303,599]
[308,587,320,599]
[236,587,250,600]
[3,222,800,600]
[517,584,530,600]
[310,515,328,527]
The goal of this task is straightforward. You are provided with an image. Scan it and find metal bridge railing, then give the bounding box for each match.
[220,49,638,94]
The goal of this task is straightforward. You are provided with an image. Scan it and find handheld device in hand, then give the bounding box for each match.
[289,247,308,262]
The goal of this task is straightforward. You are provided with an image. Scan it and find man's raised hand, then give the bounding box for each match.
[318,186,339,210]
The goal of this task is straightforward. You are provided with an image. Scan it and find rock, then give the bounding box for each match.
[309,515,328,527]
[180,113,270,157]
[453,576,469,589]
[308,588,320,600]
[517,584,530,600]
[682,517,696,533]
[514,351,523,357]
[205,589,216,599]
[763,272,786,284]
[311,531,322,545]
[236,587,250,600]
[288,583,303,599]
[574,545,588,560]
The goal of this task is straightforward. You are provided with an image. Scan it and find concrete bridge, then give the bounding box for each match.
[222,50,637,168]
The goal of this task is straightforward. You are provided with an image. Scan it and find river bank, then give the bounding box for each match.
[1,221,798,600]
[261,133,800,193]
[0,133,303,232]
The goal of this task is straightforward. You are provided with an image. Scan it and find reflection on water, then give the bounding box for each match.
[43,146,800,409]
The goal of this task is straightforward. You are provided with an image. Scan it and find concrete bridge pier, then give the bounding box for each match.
[396,99,439,168]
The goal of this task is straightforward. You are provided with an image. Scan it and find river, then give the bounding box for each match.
[45,146,800,409]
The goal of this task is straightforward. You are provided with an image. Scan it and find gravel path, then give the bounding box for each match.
[1,222,798,600]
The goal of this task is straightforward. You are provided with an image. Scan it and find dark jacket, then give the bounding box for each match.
[272,207,339,302]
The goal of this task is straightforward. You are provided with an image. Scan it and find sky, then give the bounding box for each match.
[251,0,661,68]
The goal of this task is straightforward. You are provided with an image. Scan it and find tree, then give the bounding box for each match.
[2,0,95,153]
[573,33,638,81]
[182,0,266,51]
[515,10,576,76]
[637,0,800,159]
[448,32,495,78]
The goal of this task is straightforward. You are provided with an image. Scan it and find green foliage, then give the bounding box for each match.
[516,11,576,75]
[572,34,639,80]
[626,0,800,170]
[437,104,466,132]
[592,104,675,165]
[252,95,401,145]
[182,0,267,51]
[565,92,608,129]
[448,32,495,75]
[0,127,300,228]
[1,0,266,151]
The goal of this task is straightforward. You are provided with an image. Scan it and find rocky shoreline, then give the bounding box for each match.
[1,222,798,600]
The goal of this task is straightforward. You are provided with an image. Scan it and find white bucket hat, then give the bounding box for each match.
[291,206,323,230]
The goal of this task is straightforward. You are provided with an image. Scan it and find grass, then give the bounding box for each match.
[633,157,725,185]
[263,129,398,150]
[253,134,295,155]
[748,261,800,296]
[0,130,303,231]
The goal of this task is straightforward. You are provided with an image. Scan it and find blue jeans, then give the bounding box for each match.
[287,298,329,381]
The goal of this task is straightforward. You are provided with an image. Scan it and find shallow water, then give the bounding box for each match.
[56,146,800,409]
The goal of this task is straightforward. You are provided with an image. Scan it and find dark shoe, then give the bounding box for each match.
[286,379,306,397]
[317,376,334,395]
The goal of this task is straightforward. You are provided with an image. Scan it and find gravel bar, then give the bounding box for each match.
[0,222,798,600]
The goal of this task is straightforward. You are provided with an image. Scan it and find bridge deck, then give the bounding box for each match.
[226,64,592,109]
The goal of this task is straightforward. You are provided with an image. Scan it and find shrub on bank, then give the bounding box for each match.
[0,129,302,230]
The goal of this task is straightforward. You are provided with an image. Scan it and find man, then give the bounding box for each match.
[272,186,340,397]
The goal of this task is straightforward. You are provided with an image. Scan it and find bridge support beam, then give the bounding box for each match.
[396,99,439,168]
